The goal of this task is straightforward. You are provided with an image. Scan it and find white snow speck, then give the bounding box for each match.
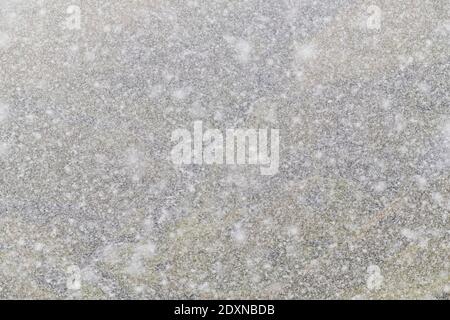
[0,32,11,49]
[231,223,246,243]
[431,192,444,206]
[287,226,299,236]
[373,181,386,192]
[0,142,9,156]
[172,87,191,100]
[126,242,156,275]
[401,228,418,241]
[66,265,82,291]
[0,103,9,121]
[414,175,427,190]
[224,35,252,63]
[294,42,318,62]
[366,265,383,291]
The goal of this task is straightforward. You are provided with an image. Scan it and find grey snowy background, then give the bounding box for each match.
[0,0,449,299]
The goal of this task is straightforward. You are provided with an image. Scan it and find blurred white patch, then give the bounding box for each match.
[124,147,146,182]
[373,181,386,192]
[366,265,383,290]
[414,175,427,190]
[248,98,278,124]
[444,284,450,294]
[438,120,450,166]
[398,55,413,71]
[66,265,82,291]
[401,228,418,241]
[149,84,163,98]
[231,223,246,243]
[401,228,429,248]
[126,242,156,275]
[126,148,142,167]
[172,87,191,100]
[234,39,252,63]
[441,121,450,146]
[34,242,44,251]
[0,142,9,157]
[0,32,11,50]
[382,98,391,110]
[418,82,430,93]
[224,35,252,63]
[432,192,444,207]
[0,103,9,121]
[294,42,318,62]
[366,5,382,31]
[287,226,299,236]
[435,20,450,35]
[65,5,81,30]
[394,114,406,132]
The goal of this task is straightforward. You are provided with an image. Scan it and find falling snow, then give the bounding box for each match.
[0,0,448,300]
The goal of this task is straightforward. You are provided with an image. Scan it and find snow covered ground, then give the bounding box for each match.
[0,0,448,299]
